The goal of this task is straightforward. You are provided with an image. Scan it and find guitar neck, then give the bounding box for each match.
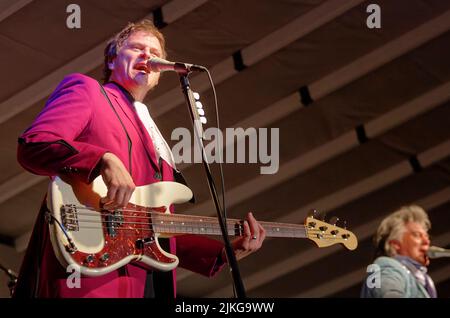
[151,213,308,239]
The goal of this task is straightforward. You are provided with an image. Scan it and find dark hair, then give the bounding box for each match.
[103,19,167,83]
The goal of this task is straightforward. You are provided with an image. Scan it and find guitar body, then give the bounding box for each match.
[47,177,358,278]
[47,176,193,277]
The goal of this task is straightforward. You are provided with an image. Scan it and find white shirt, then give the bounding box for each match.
[133,101,176,169]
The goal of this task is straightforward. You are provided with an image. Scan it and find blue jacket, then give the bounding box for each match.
[360,256,430,298]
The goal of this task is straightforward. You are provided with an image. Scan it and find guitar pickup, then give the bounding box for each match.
[104,210,124,238]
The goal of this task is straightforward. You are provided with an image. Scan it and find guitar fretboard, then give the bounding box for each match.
[151,213,308,238]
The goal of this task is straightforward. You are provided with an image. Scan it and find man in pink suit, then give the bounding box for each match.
[14,20,266,298]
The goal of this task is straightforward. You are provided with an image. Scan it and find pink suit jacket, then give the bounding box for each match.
[15,73,225,298]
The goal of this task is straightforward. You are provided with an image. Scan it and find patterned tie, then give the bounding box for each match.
[424,272,437,298]
[133,101,176,169]
[413,264,437,298]
[396,256,438,298]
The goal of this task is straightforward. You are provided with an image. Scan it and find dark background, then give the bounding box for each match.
[0,0,449,298]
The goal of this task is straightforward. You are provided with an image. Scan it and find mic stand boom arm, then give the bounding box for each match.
[178,72,247,298]
[0,262,17,297]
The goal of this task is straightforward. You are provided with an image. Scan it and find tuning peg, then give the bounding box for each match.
[307,209,319,219]
[193,92,200,101]
[200,116,207,124]
[309,209,327,221]
[328,216,340,226]
[318,210,327,221]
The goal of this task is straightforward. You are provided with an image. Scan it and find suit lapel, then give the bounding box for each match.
[104,84,160,172]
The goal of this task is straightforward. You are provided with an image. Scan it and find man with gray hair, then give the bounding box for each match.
[361,205,437,298]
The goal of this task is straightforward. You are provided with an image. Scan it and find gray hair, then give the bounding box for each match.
[374,205,431,257]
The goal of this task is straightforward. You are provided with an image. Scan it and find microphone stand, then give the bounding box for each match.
[178,72,247,298]
[0,262,17,297]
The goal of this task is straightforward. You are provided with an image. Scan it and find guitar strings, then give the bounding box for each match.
[71,214,311,232]
[64,215,323,235]
[58,206,351,239]
[69,206,335,231]
[61,219,344,240]
[66,217,311,233]
[63,224,342,240]
[71,206,315,228]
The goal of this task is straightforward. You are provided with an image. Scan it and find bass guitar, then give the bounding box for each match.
[47,176,358,277]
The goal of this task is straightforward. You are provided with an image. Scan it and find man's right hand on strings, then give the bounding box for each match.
[100,152,136,210]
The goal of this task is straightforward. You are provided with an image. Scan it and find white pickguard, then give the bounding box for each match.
[47,176,193,276]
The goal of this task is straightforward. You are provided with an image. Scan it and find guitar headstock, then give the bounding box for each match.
[305,216,358,250]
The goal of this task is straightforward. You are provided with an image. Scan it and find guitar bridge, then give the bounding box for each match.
[60,204,79,231]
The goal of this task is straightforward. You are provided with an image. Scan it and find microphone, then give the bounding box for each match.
[427,246,450,259]
[147,57,206,74]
